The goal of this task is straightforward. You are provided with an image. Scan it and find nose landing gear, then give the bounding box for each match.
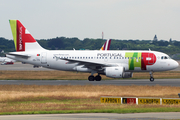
[149,71,154,82]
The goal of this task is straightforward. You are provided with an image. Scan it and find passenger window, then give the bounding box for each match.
[161,56,163,59]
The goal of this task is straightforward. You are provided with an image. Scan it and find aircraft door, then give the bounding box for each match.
[41,52,47,64]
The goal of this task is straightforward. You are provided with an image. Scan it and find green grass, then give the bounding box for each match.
[1,106,180,115]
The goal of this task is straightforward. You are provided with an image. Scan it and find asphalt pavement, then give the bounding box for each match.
[0,79,179,86]
[0,113,180,120]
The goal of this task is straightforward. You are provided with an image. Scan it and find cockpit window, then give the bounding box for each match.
[161,56,171,59]
[164,56,168,59]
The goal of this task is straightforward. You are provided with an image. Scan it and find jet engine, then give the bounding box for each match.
[104,67,124,78]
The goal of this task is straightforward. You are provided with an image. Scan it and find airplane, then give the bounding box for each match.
[100,39,111,50]
[7,20,179,82]
[0,57,16,65]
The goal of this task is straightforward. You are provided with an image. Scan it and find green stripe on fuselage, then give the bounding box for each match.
[125,52,141,70]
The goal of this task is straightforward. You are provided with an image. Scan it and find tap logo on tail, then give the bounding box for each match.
[9,20,36,51]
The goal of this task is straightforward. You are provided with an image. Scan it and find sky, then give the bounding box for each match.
[1,0,180,41]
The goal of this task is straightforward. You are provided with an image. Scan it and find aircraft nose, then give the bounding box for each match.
[173,60,179,69]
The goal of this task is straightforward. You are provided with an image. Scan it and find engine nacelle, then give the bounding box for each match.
[104,67,124,78]
[123,72,133,78]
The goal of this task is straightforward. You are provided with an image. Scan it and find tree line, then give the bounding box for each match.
[1,37,180,59]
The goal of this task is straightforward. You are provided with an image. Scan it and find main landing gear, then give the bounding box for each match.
[149,71,154,82]
[88,75,102,81]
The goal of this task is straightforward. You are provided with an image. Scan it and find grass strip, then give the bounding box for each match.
[0,85,179,115]
[0,107,180,115]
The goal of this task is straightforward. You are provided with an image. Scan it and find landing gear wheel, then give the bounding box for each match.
[88,75,94,81]
[95,75,101,81]
[149,71,154,82]
[150,77,154,82]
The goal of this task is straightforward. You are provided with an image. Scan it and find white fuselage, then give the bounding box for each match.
[6,50,179,73]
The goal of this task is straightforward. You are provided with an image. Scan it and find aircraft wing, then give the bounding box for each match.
[61,58,117,69]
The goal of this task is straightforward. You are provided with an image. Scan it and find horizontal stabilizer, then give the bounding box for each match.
[6,52,31,58]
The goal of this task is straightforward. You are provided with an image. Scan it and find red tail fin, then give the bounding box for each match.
[9,20,41,51]
[100,39,111,50]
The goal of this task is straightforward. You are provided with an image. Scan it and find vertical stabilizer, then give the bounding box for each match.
[9,20,44,51]
[100,39,111,50]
